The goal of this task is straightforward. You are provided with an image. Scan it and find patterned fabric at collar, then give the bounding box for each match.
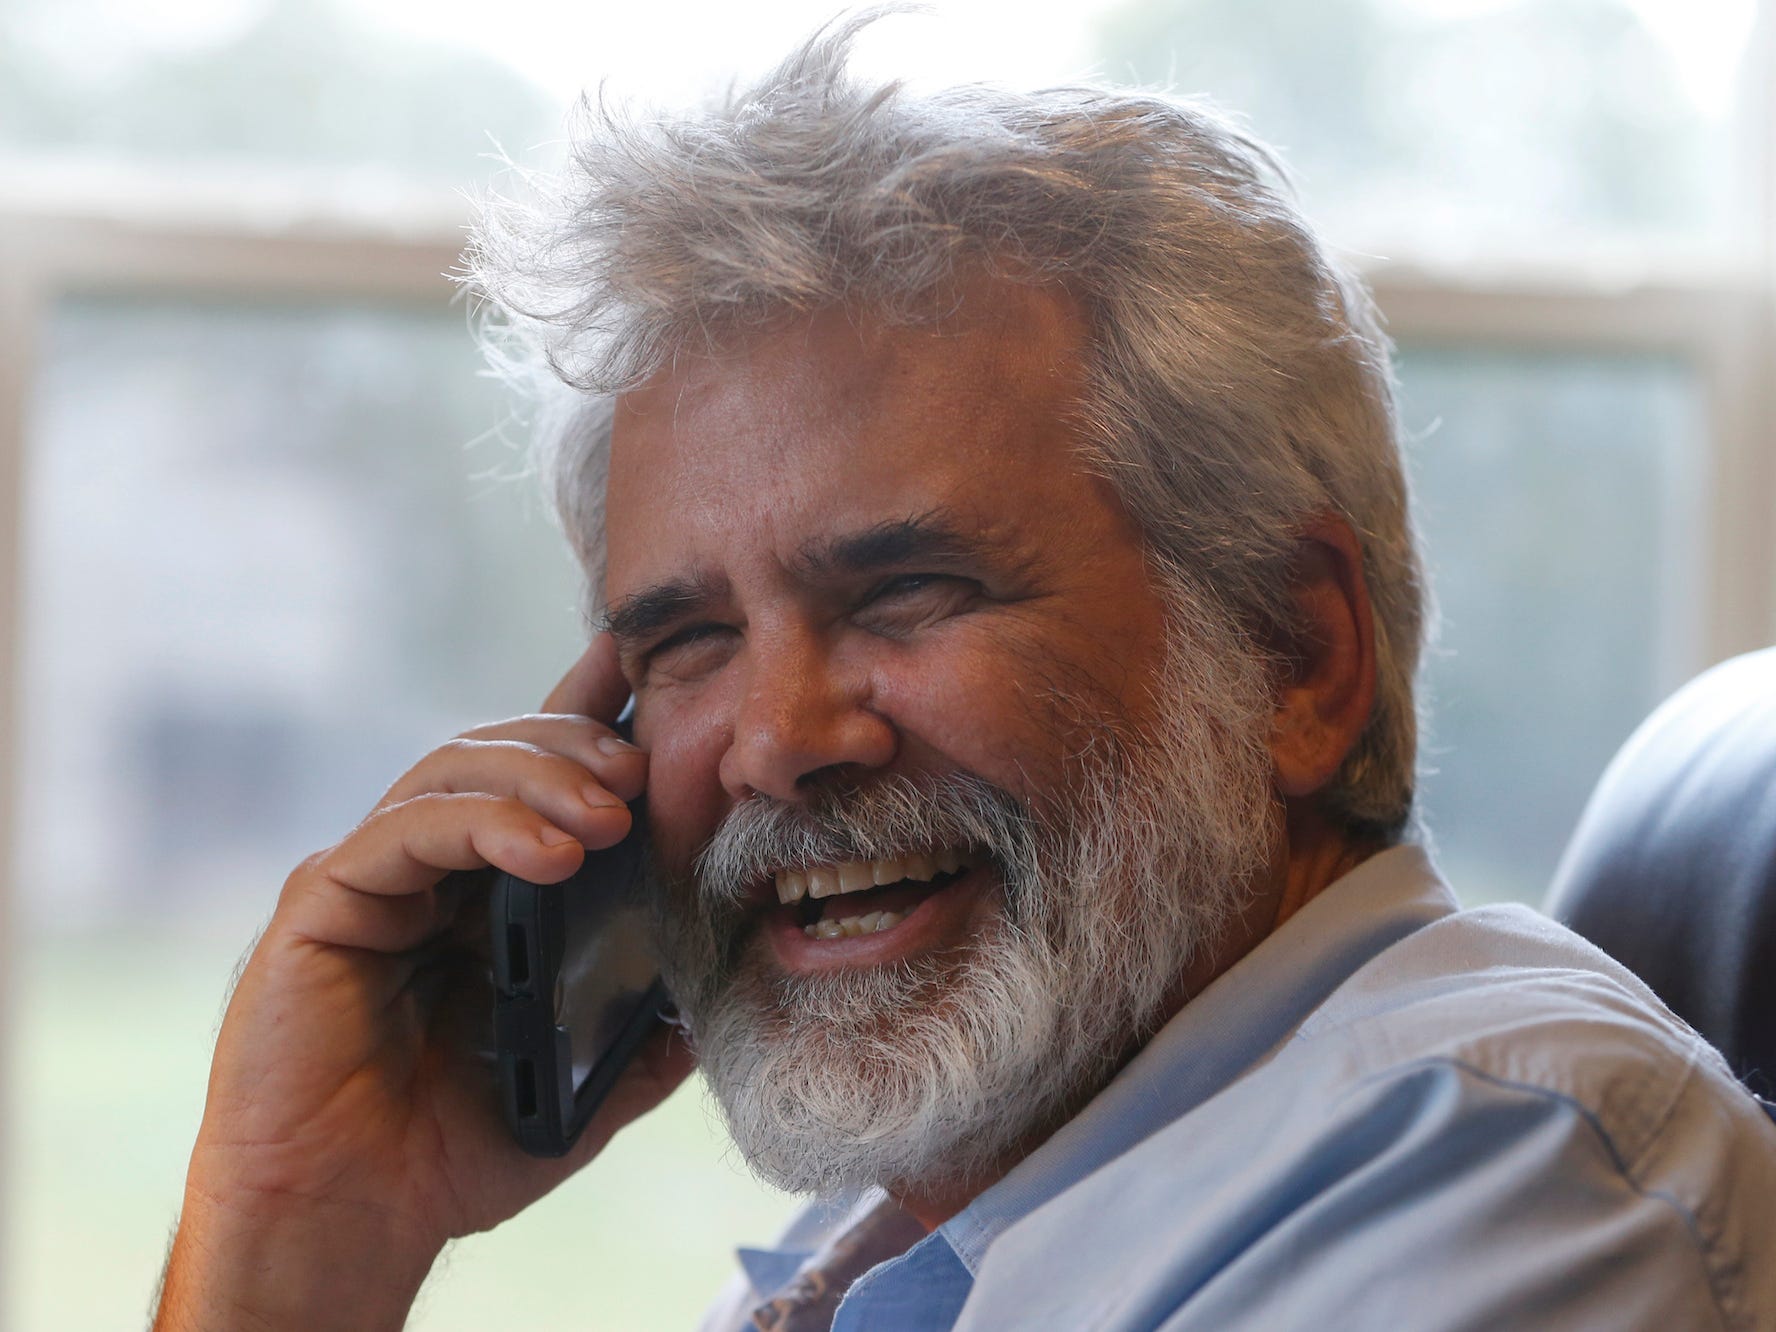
[746,1197,926,1332]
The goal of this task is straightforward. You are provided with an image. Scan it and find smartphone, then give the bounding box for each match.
[489,798,670,1157]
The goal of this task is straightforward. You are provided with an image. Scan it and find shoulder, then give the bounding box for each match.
[1300,901,1730,1160]
[960,902,1776,1332]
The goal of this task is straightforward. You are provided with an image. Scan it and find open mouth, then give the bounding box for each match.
[773,848,979,939]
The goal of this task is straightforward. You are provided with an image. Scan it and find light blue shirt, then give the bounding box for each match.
[703,845,1776,1330]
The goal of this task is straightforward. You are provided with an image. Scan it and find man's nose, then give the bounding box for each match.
[717,632,896,802]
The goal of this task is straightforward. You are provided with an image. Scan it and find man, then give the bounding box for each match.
[155,18,1776,1331]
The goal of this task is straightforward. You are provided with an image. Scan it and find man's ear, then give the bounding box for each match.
[1269,515,1378,799]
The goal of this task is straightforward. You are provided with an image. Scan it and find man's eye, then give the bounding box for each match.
[856,574,978,631]
[870,573,950,600]
[645,624,736,677]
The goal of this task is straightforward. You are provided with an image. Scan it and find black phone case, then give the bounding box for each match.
[489,837,668,1158]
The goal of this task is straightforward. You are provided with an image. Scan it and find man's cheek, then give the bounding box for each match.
[638,711,733,880]
[870,683,1077,813]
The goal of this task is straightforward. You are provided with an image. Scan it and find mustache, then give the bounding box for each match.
[693,770,1037,911]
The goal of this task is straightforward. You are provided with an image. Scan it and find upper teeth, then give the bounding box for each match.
[774,847,969,905]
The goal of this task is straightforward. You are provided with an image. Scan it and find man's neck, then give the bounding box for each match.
[891,1114,1071,1232]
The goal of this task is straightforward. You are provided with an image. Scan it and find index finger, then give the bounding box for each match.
[542,632,630,721]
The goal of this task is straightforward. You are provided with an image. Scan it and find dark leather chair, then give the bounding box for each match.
[1546,648,1776,1104]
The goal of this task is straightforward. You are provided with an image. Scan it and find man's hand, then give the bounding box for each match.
[154,637,694,1332]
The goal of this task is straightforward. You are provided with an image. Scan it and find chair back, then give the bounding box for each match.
[1546,649,1776,1102]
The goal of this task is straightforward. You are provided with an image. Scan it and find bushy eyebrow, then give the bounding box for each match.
[795,510,989,577]
[602,571,727,645]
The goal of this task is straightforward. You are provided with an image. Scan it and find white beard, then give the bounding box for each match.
[649,603,1276,1198]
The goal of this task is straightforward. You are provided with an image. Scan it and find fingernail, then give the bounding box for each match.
[537,824,579,846]
[596,735,639,756]
[583,786,626,810]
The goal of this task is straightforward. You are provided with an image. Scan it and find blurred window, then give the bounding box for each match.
[0,0,559,187]
[19,298,583,935]
[1397,346,1704,902]
[1098,0,1760,258]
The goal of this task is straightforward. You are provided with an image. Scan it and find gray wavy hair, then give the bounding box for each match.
[465,11,1428,840]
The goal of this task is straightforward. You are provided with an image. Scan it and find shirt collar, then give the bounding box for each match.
[736,1246,813,1297]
